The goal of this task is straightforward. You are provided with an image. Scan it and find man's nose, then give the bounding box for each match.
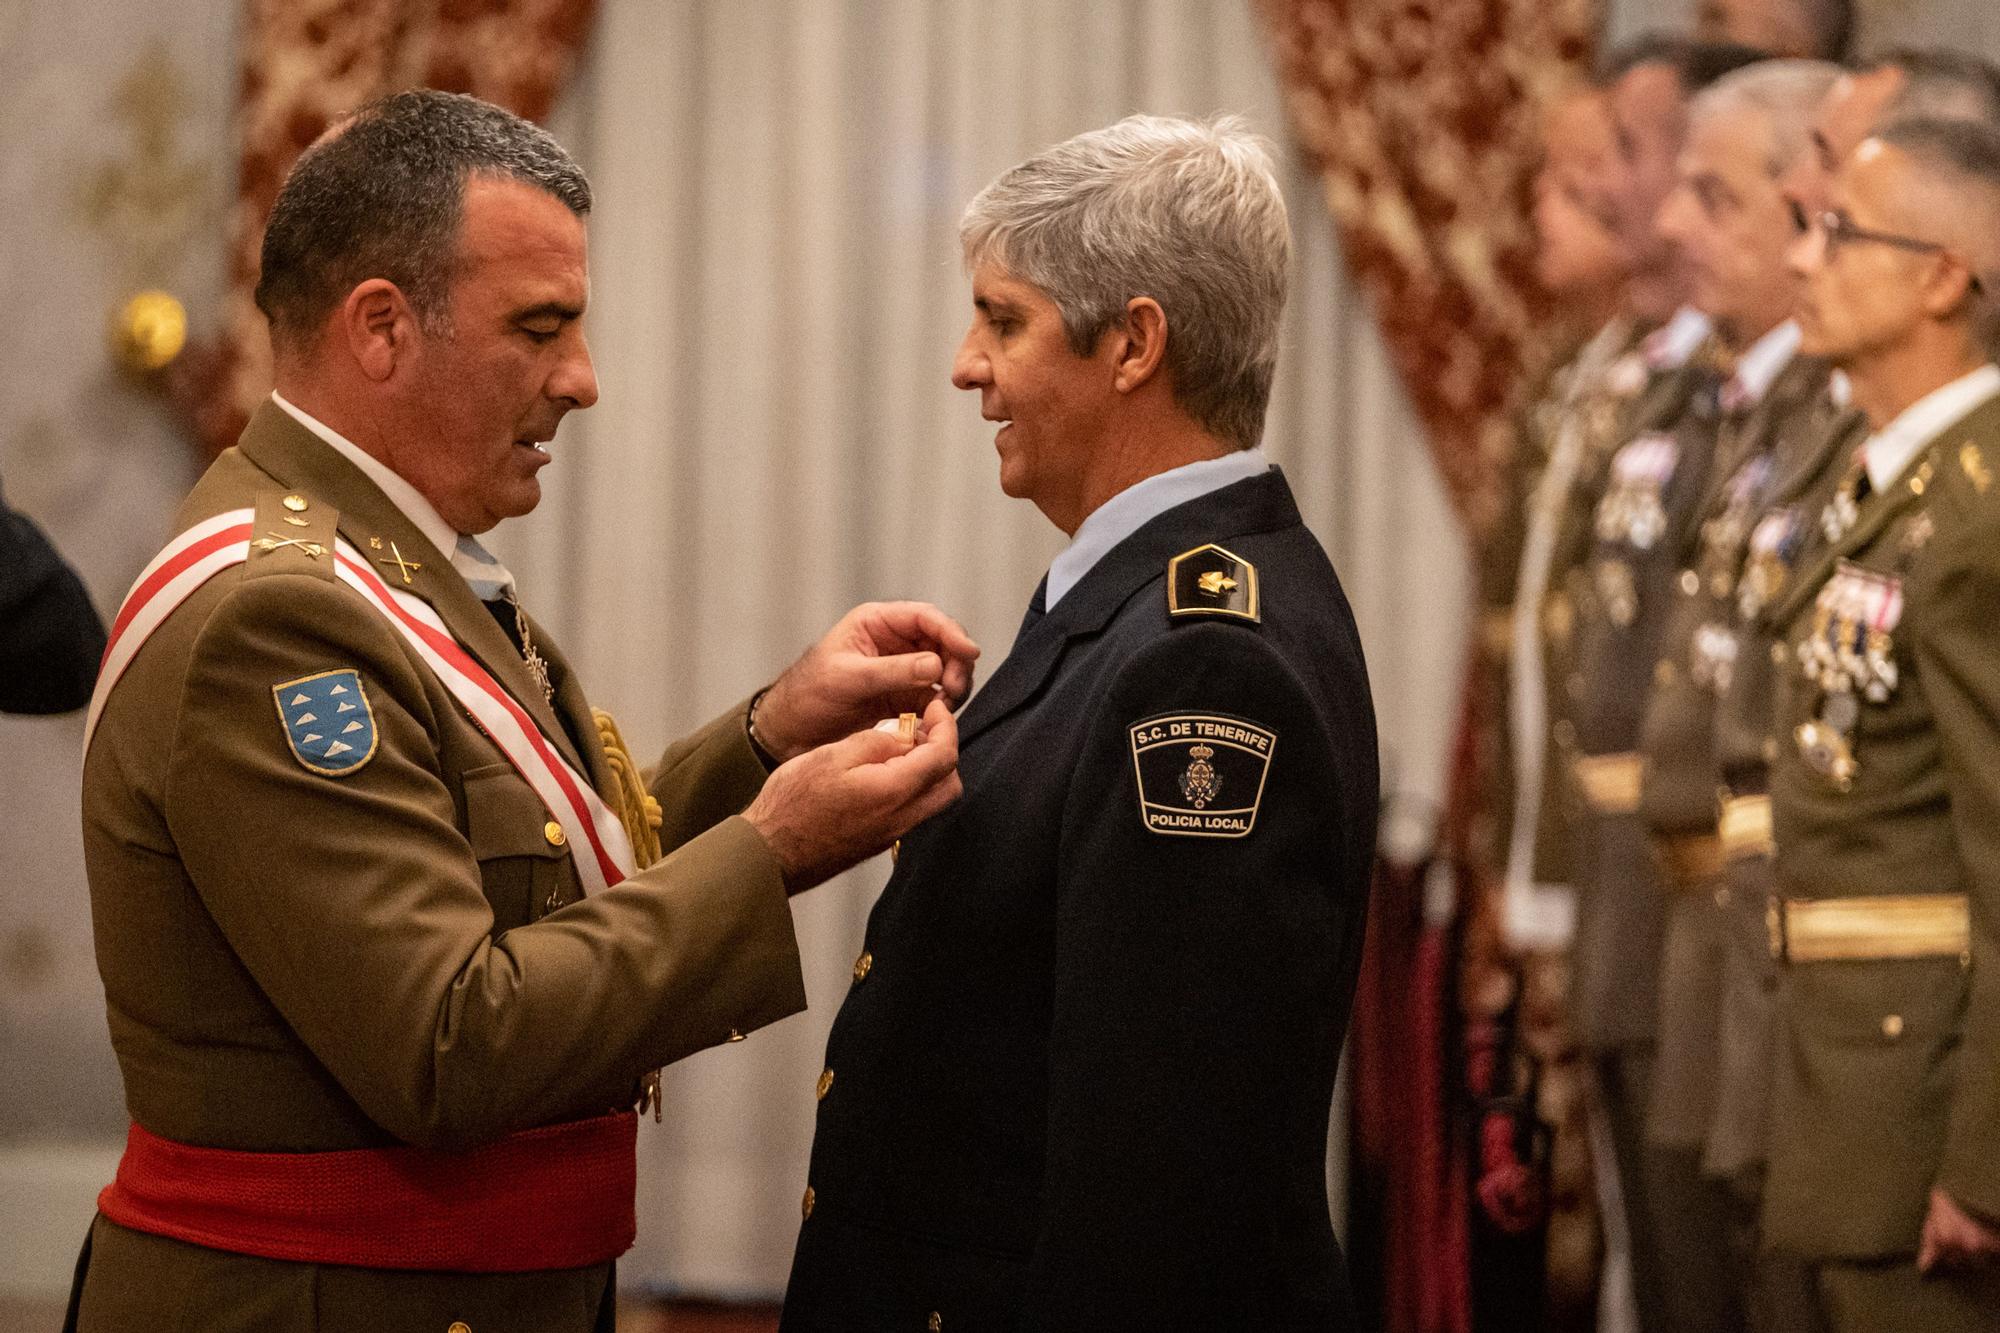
[950,333,988,391]
[1786,223,1824,279]
[555,333,600,410]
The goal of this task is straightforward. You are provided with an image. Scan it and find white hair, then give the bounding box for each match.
[1689,59,1844,177]
[959,113,1291,450]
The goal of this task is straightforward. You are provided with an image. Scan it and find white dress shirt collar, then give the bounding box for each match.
[1644,306,1713,371]
[1044,449,1272,611]
[1860,364,2000,492]
[1727,320,1801,409]
[270,391,461,560]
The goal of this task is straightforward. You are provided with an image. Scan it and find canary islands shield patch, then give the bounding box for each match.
[273,669,378,777]
[1128,712,1276,838]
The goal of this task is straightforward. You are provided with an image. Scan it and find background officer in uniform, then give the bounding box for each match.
[1561,40,1763,1328]
[1638,57,1839,1332]
[780,115,1378,1331]
[1763,117,2000,1329]
[74,91,973,1333]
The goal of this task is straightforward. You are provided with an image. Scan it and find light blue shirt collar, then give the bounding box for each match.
[1044,449,1271,610]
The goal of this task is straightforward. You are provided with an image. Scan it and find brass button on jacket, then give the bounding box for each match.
[852,951,874,982]
[816,1068,835,1100]
[542,820,566,847]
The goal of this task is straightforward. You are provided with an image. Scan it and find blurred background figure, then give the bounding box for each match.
[0,480,104,715]
[1696,0,1855,60]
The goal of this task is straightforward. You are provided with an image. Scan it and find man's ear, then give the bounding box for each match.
[1914,250,1983,323]
[339,279,418,383]
[1111,296,1168,394]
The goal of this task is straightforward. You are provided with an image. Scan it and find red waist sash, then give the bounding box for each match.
[97,1112,637,1272]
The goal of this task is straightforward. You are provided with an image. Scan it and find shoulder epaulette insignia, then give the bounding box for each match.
[1167,543,1259,623]
[246,491,339,581]
[1961,442,1991,494]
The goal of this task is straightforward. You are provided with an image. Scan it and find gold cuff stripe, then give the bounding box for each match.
[1776,894,1970,963]
[1718,794,1773,863]
[1574,752,1643,815]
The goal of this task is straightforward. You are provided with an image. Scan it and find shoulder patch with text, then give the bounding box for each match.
[1128,712,1276,838]
[273,669,378,777]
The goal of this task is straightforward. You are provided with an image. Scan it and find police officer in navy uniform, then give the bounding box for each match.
[781,115,1378,1331]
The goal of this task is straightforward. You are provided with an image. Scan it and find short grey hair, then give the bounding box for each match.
[959,113,1291,451]
[1873,48,2000,127]
[1689,60,1844,176]
[1873,116,2000,349]
[256,89,591,350]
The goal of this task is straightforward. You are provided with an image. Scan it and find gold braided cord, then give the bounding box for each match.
[592,707,663,868]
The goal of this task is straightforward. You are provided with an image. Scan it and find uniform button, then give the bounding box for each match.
[1552,719,1577,749]
[1762,738,1779,762]
[853,951,874,982]
[1654,659,1678,687]
[449,1323,470,1333]
[816,1068,835,1100]
[802,1186,816,1219]
[543,821,566,847]
[1679,569,1700,596]
[283,494,309,512]
[928,1315,942,1332]
[1771,642,1788,666]
[1881,1014,1904,1040]
[1713,886,1731,908]
[727,1028,746,1042]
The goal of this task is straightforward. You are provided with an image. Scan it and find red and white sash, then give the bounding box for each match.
[85,508,635,894]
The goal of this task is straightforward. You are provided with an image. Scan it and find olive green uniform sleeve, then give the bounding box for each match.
[1909,511,2000,1221]
[164,573,804,1151]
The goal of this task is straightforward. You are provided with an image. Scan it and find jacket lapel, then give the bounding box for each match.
[1771,395,2000,629]
[957,468,1304,747]
[235,403,590,777]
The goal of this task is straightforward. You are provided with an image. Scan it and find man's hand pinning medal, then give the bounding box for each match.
[743,694,962,893]
[747,601,980,763]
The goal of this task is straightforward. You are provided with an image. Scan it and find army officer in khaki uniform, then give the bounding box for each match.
[1636,59,1839,1333]
[72,91,973,1333]
[1763,118,2000,1329]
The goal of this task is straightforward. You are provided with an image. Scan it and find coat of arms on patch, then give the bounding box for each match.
[1129,712,1276,838]
[272,669,378,777]
[1179,744,1222,808]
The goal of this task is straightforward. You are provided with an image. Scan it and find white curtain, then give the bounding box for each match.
[494,0,1470,1296]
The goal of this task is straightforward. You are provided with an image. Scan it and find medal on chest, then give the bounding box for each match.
[1792,560,1905,788]
[1698,454,1772,594]
[1595,432,1680,551]
[1738,506,1804,621]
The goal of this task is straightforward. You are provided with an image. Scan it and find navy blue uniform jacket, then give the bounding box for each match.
[782,468,1378,1331]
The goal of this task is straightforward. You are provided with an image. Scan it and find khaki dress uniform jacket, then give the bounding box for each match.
[1564,354,1721,1053]
[1637,355,1835,1154]
[1485,321,1648,903]
[1762,389,2000,1324]
[1703,391,1861,1189]
[74,404,808,1333]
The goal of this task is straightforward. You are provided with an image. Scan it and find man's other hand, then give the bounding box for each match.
[742,697,962,892]
[1918,1188,2000,1272]
[751,602,979,762]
